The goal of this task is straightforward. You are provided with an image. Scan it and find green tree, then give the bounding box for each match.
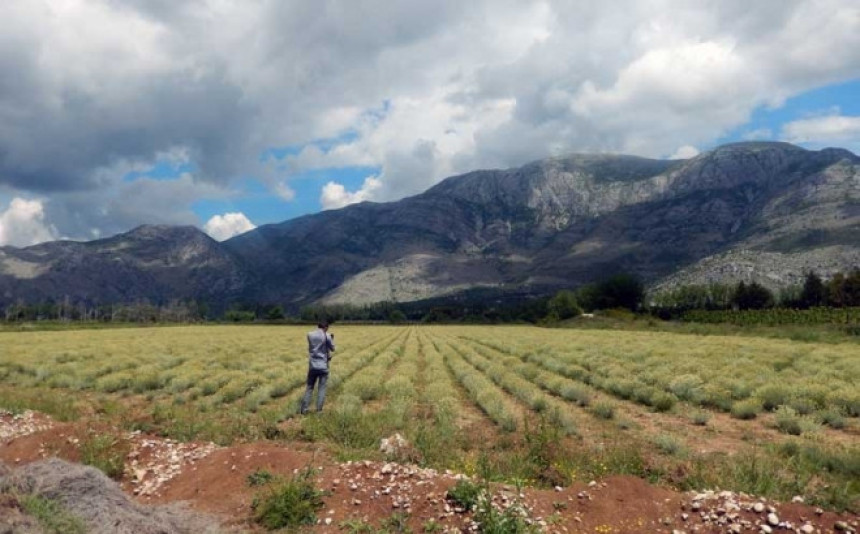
[799,271,826,308]
[547,290,582,320]
[828,273,846,307]
[845,268,860,307]
[592,273,645,311]
[732,281,774,310]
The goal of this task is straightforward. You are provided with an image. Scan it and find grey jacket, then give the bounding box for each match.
[307,328,335,371]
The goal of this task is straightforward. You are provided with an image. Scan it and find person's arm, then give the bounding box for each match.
[326,333,336,352]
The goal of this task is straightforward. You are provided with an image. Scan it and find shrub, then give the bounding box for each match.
[774,406,802,435]
[560,384,591,407]
[756,385,791,412]
[649,391,677,412]
[818,409,846,429]
[590,401,615,420]
[669,374,704,402]
[653,434,683,456]
[788,396,818,416]
[251,468,326,530]
[730,399,761,420]
[690,410,711,426]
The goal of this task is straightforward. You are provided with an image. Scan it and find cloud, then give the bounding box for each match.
[1,1,860,236]
[742,128,774,141]
[668,145,700,159]
[781,113,860,146]
[0,198,58,247]
[321,176,382,210]
[203,212,257,241]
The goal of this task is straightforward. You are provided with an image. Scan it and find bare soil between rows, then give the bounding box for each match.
[1,412,858,533]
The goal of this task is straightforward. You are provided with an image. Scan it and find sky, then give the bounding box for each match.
[0,0,859,247]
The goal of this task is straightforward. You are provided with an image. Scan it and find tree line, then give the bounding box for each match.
[649,268,860,319]
[3,269,857,325]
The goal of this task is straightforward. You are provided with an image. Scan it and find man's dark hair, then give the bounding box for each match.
[317,320,329,329]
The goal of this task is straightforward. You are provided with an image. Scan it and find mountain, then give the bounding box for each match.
[0,225,246,306]
[1,142,858,310]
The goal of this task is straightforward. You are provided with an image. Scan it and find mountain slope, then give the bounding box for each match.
[1,141,858,309]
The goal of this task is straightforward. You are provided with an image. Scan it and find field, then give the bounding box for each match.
[1,324,859,517]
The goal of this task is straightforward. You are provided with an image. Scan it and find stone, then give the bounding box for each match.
[753,503,765,513]
[767,513,779,526]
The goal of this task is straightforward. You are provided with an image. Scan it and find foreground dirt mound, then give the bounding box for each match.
[0,458,222,534]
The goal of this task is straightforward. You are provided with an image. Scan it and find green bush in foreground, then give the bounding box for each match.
[251,468,326,530]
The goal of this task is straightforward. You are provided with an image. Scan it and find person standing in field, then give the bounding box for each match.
[300,320,335,414]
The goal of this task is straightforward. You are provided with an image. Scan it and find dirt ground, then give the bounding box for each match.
[1,410,858,534]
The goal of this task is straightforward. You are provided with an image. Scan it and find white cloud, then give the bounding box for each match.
[742,128,774,141]
[782,114,860,145]
[668,145,700,159]
[320,176,382,210]
[203,212,257,241]
[0,198,58,247]
[273,181,296,201]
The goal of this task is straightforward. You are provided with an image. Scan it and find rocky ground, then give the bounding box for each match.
[1,410,858,533]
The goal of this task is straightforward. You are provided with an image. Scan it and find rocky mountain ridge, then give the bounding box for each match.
[1,141,858,309]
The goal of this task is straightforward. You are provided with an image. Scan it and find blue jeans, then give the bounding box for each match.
[300,368,329,414]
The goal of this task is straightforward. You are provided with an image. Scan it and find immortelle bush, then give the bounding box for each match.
[730,399,762,420]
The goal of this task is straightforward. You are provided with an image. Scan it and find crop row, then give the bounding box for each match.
[459,327,860,426]
[682,307,860,326]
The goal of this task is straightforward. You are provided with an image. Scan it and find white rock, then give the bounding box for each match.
[800,525,814,534]
[753,502,765,513]
[767,513,779,526]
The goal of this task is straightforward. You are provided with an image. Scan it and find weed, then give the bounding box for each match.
[653,433,683,456]
[422,519,444,533]
[247,468,274,487]
[19,494,86,534]
[473,492,539,534]
[380,512,413,533]
[251,467,326,530]
[78,430,129,480]
[446,479,483,511]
